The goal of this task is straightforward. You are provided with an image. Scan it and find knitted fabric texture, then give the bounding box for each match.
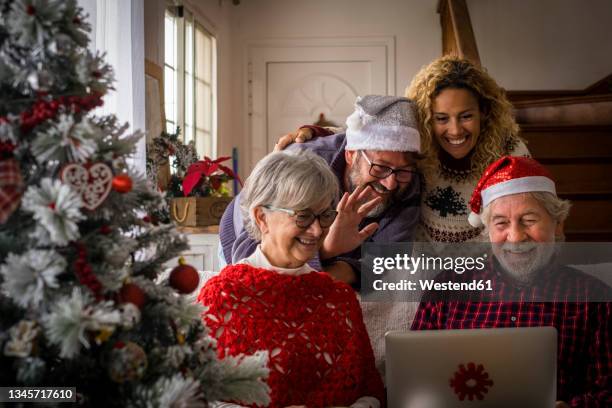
[198,264,385,408]
[345,95,420,153]
[359,300,417,383]
[418,140,530,245]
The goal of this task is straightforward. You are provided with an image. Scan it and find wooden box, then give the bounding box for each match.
[171,197,232,227]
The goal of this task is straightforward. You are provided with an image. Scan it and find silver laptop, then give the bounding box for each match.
[385,327,557,408]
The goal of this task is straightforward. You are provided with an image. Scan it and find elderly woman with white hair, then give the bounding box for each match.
[198,150,384,408]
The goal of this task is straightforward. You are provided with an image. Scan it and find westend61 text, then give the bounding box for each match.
[372,279,493,291]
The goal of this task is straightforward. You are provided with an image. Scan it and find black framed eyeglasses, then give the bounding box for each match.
[263,205,338,229]
[360,151,416,183]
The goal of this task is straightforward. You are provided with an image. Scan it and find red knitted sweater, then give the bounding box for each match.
[197,264,385,408]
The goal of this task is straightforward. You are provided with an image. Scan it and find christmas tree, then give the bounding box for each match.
[0,1,269,406]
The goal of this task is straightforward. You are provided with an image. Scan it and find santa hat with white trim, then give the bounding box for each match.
[468,156,557,228]
[345,95,421,153]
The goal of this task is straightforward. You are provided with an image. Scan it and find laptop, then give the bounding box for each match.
[385,327,557,408]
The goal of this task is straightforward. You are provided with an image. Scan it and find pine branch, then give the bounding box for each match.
[131,225,188,278]
[198,352,271,406]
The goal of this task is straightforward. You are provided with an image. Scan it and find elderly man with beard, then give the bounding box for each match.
[219,95,421,287]
[412,156,611,407]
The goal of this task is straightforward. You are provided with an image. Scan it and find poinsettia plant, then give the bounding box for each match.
[182,156,241,197]
[146,129,240,198]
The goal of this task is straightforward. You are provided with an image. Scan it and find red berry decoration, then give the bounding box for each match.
[169,257,199,294]
[118,283,146,310]
[112,174,133,193]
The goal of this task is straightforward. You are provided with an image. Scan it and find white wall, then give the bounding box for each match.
[143,0,612,178]
[230,0,441,96]
[227,0,441,176]
[468,0,612,90]
[144,0,441,179]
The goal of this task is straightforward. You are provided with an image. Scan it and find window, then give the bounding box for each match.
[164,11,178,135]
[164,7,217,158]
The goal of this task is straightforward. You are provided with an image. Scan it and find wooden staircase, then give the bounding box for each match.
[515,117,612,242]
[510,75,612,242]
[437,0,612,241]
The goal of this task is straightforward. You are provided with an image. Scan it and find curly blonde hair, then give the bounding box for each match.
[406,55,523,180]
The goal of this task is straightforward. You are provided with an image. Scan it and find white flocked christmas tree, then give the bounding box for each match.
[0,0,269,406]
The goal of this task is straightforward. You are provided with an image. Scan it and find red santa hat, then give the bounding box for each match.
[468,156,557,228]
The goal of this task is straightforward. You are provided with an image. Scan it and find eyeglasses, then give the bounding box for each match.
[263,205,338,229]
[360,151,416,183]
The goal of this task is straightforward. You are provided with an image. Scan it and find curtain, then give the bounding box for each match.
[78,0,146,172]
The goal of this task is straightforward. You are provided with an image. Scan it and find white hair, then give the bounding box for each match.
[481,191,571,230]
[240,150,339,240]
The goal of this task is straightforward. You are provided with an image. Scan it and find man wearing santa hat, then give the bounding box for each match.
[412,156,611,407]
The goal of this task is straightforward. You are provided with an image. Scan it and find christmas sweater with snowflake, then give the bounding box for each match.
[197,248,385,408]
[417,140,530,244]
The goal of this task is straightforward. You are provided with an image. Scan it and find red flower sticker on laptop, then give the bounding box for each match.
[449,362,494,401]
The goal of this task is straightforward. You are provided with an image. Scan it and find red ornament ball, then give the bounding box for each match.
[118,283,146,309]
[112,174,133,193]
[169,259,199,294]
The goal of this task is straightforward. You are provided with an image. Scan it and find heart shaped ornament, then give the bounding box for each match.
[61,162,113,210]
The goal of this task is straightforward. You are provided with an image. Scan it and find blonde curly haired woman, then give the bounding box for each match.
[406,55,529,245]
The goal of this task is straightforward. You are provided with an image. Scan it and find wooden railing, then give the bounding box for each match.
[509,73,612,105]
[510,74,612,126]
[512,76,612,241]
[437,1,612,241]
[437,0,481,66]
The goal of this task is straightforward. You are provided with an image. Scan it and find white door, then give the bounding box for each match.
[248,37,395,171]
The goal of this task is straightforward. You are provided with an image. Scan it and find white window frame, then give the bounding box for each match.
[164,4,217,159]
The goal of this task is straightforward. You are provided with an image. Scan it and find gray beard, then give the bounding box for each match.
[347,164,392,218]
[493,241,557,285]
[366,201,387,218]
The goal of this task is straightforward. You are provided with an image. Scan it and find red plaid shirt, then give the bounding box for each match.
[411,263,611,407]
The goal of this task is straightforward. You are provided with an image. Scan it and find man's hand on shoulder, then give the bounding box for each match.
[274,127,314,151]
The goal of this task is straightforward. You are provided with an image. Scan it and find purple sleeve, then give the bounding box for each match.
[376,197,420,243]
[219,195,258,264]
[218,197,235,263]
